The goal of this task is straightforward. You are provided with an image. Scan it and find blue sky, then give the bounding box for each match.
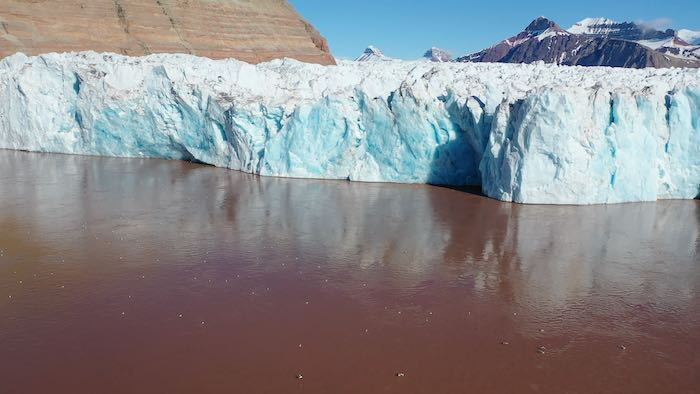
[289,0,700,59]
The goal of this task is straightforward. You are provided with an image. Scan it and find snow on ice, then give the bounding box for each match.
[0,52,698,204]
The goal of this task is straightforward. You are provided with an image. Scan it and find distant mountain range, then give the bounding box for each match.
[459,17,700,68]
[354,46,454,63]
[356,17,700,68]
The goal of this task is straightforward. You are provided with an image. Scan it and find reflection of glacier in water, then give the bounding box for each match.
[1,150,699,321]
[0,151,451,286]
[442,200,700,333]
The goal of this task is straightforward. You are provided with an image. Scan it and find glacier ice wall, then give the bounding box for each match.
[0,52,698,204]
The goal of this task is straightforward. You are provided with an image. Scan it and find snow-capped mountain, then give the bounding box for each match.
[568,18,700,62]
[677,29,700,45]
[423,47,453,62]
[460,16,700,68]
[458,17,571,63]
[355,46,393,62]
[568,17,620,35]
[568,17,674,40]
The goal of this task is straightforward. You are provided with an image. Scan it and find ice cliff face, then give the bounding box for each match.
[1,52,699,204]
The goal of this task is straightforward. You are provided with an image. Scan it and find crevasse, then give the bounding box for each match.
[1,52,698,204]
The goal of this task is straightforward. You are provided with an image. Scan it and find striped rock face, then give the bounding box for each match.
[0,0,334,64]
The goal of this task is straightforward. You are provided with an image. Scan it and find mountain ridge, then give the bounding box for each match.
[459,16,700,68]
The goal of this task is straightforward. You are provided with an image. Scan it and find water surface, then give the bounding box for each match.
[1,151,699,393]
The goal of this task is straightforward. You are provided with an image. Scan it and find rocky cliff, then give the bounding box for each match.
[0,0,334,64]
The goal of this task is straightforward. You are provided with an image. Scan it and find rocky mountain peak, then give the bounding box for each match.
[525,17,564,35]
[355,46,392,62]
[459,15,700,69]
[423,47,453,62]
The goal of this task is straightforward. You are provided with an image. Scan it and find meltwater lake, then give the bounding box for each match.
[0,150,698,393]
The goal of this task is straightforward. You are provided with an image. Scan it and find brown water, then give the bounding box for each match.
[0,150,699,394]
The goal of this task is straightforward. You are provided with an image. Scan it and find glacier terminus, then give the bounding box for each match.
[0,52,698,204]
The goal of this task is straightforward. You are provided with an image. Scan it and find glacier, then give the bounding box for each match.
[0,52,699,204]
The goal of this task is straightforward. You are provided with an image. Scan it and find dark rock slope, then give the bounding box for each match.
[460,17,700,68]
